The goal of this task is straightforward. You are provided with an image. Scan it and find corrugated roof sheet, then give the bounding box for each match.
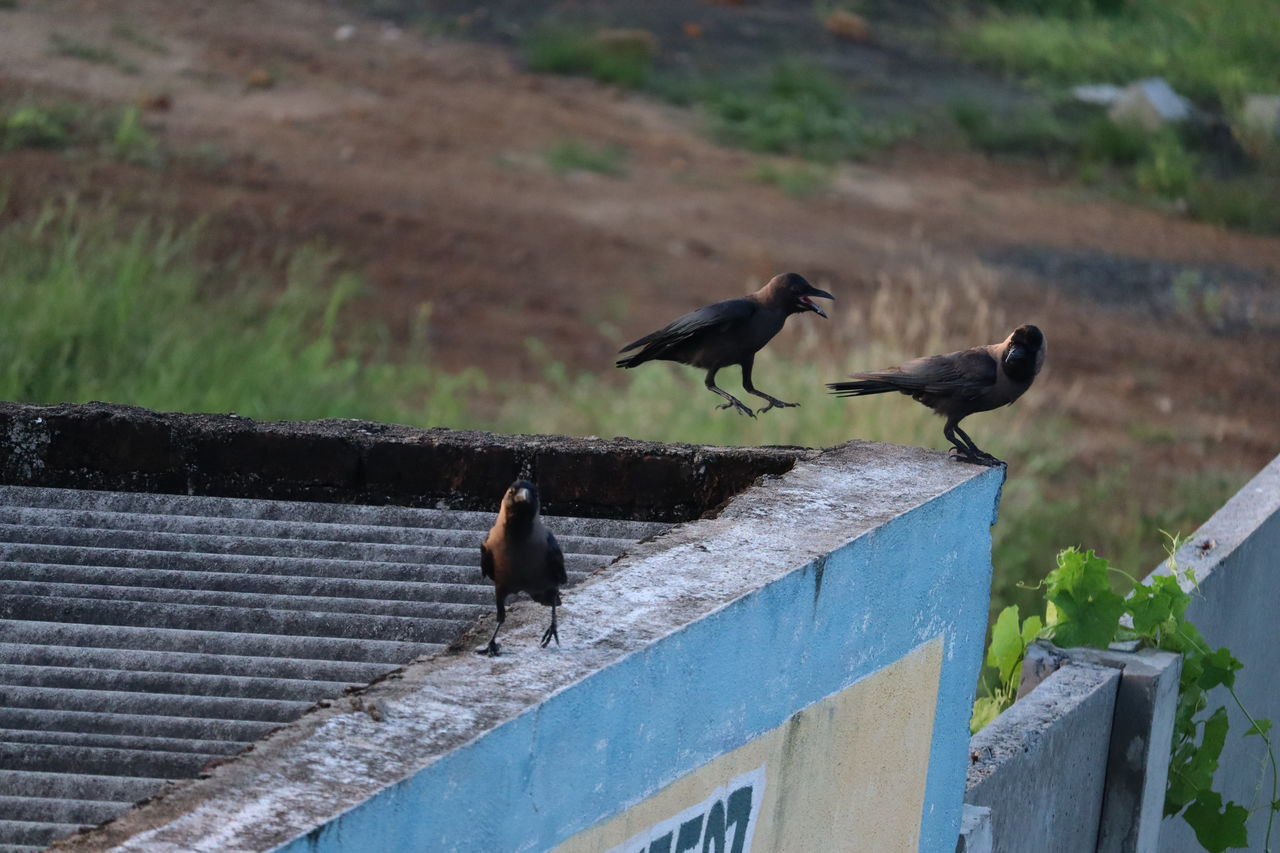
[0,485,666,852]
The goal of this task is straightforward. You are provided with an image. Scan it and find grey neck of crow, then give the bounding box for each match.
[756,277,814,315]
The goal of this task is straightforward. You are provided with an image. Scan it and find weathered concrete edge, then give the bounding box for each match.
[1150,453,1280,591]
[968,661,1121,791]
[0,402,809,522]
[50,441,1001,853]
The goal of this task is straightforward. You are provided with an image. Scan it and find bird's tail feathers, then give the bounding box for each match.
[615,351,651,369]
[827,373,910,397]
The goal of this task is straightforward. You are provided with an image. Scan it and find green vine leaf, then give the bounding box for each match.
[1044,547,1126,648]
[1198,647,1244,691]
[1246,719,1274,738]
[1190,708,1231,783]
[1184,791,1249,852]
[1128,573,1186,635]
[987,605,1025,685]
[972,543,1278,851]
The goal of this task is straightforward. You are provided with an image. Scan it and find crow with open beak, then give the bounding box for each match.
[478,480,567,656]
[616,273,834,417]
[827,325,1046,466]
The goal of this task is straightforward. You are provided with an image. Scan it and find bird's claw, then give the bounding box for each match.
[948,447,1004,467]
[756,399,799,415]
[540,623,560,648]
[716,400,756,418]
[476,641,501,657]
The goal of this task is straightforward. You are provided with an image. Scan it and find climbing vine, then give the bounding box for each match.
[972,542,1278,853]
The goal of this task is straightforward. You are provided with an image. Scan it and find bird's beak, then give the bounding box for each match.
[799,289,833,318]
[514,488,531,504]
[1006,343,1027,363]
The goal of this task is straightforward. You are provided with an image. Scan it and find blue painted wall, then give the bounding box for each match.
[276,469,1003,853]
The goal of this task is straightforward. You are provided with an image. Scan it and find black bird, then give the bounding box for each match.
[827,325,1046,466]
[478,480,567,657]
[616,273,834,417]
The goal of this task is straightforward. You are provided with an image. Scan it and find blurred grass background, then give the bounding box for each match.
[0,199,1247,623]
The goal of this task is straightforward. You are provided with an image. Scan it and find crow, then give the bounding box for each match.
[827,325,1046,466]
[616,273,834,417]
[478,480,567,657]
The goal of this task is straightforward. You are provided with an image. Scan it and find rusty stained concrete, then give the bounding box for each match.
[48,439,999,853]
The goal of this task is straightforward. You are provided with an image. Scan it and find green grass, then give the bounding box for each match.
[524,26,655,89]
[1,100,165,167]
[951,98,1280,232]
[0,201,1246,622]
[690,62,886,162]
[48,32,140,75]
[545,139,628,176]
[522,23,905,165]
[0,202,478,424]
[953,0,1280,109]
[2,105,72,150]
[752,160,832,197]
[110,18,170,56]
[1186,170,1280,234]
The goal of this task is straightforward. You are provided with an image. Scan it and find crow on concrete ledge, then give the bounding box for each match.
[478,479,566,656]
[616,273,834,417]
[827,324,1046,466]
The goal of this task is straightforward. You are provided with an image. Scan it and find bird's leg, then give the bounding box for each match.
[954,423,1003,464]
[477,592,506,656]
[705,369,756,418]
[540,603,560,648]
[741,358,799,415]
[945,420,1003,467]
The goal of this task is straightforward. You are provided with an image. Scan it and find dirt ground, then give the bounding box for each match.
[1,0,1277,478]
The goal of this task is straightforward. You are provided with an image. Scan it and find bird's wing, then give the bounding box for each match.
[546,531,567,585]
[907,350,998,397]
[480,541,495,581]
[864,349,997,397]
[618,299,757,354]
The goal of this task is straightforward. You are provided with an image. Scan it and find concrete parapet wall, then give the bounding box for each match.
[1153,456,1280,853]
[0,402,804,521]
[49,440,1005,853]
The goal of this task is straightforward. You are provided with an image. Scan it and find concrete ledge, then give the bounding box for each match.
[0,402,806,521]
[48,441,1005,853]
[967,661,1122,853]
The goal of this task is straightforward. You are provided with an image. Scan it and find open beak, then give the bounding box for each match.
[800,289,834,319]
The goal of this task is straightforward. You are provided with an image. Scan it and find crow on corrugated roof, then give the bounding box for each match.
[478,480,566,657]
[828,325,1046,466]
[616,273,834,418]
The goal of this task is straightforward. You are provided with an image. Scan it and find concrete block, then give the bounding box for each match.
[967,661,1121,853]
[956,804,993,853]
[1016,642,1181,852]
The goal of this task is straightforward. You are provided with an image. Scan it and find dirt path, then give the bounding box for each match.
[1,0,1276,474]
